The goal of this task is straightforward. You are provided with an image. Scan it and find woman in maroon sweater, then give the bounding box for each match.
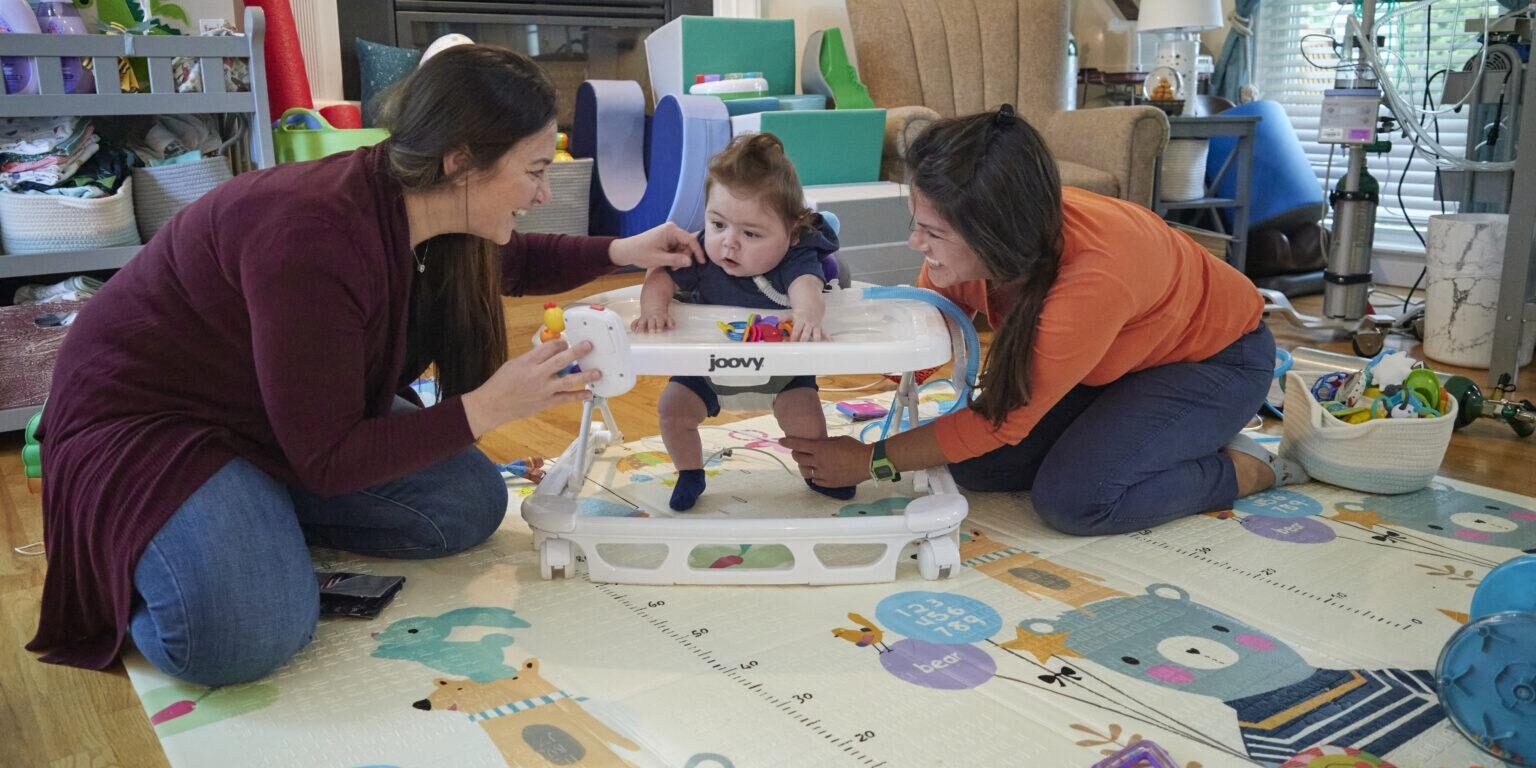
[27,46,702,683]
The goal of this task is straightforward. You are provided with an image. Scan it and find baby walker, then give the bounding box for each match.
[520,284,980,586]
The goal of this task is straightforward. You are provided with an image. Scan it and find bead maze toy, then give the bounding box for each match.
[521,284,979,585]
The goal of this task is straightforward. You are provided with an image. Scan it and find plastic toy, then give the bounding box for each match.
[558,304,633,399]
[835,401,888,421]
[1444,374,1535,438]
[717,314,793,342]
[689,73,769,100]
[554,132,574,162]
[1436,554,1536,766]
[521,284,977,585]
[22,407,42,495]
[537,301,585,377]
[498,457,545,484]
[1307,351,1448,424]
[1092,739,1177,768]
[539,302,564,342]
[1368,349,1417,388]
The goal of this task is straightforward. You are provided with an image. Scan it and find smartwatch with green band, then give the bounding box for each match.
[869,440,900,482]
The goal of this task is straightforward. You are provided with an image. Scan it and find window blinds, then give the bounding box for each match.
[1254,1,1504,251]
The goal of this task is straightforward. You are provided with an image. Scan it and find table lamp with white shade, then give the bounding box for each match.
[1137,0,1224,115]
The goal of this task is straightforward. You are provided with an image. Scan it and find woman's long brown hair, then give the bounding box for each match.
[905,107,1064,425]
[377,45,557,397]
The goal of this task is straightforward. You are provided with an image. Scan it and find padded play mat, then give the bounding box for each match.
[123,402,1532,768]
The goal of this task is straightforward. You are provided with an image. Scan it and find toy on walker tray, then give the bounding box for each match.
[717,313,793,342]
[520,284,978,586]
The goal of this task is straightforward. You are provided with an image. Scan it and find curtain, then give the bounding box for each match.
[1211,0,1260,103]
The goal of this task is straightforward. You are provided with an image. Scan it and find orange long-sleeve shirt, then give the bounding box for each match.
[922,187,1263,462]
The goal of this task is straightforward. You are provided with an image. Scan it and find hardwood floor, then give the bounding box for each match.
[1,272,1531,767]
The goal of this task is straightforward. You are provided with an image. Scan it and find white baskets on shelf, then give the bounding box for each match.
[1159,138,1208,202]
[132,155,234,241]
[1278,372,1456,494]
[515,158,593,236]
[0,178,140,255]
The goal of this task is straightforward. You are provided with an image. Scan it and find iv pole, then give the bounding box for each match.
[1260,0,1397,356]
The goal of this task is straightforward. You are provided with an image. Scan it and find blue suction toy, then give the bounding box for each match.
[1436,555,1536,766]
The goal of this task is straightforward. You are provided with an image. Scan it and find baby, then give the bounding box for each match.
[632,133,853,511]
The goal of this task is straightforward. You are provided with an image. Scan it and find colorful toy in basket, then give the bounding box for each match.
[1278,360,1458,495]
[1308,350,1449,425]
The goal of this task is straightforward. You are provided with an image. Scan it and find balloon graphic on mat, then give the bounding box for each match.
[1233,489,1323,518]
[1241,514,1336,544]
[867,592,1004,690]
[876,591,1003,645]
[879,638,996,690]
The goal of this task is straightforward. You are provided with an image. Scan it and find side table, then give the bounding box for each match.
[1151,114,1259,274]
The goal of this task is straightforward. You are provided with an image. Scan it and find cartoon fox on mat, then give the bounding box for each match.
[413,658,639,767]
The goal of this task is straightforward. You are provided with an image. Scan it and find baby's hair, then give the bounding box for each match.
[705,133,815,236]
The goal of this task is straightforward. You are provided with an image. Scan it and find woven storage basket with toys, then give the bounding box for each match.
[1278,351,1456,494]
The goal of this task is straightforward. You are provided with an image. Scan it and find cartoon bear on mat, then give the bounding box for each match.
[1333,482,1536,553]
[413,658,639,768]
[1011,584,1444,766]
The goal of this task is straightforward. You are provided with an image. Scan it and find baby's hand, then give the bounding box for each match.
[790,317,830,342]
[631,311,674,333]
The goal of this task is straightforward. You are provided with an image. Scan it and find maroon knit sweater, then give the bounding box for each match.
[28,146,616,669]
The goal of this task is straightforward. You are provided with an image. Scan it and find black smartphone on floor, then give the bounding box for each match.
[315,572,405,618]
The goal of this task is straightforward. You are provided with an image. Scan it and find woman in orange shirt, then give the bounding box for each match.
[783,106,1307,535]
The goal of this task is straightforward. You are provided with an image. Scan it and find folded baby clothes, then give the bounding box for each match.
[129,115,224,165]
[14,276,105,306]
[0,116,81,156]
[0,139,99,190]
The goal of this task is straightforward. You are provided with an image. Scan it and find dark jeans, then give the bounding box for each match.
[951,323,1275,536]
[129,409,506,686]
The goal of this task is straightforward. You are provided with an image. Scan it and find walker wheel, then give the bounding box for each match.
[1351,329,1385,358]
[917,536,960,580]
[541,538,573,580]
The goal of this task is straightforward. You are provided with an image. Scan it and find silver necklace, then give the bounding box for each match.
[414,242,428,273]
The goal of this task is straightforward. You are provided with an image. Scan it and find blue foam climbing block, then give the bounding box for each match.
[574,80,731,237]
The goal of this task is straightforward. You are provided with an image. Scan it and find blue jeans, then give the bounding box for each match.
[950,323,1275,536]
[129,436,506,686]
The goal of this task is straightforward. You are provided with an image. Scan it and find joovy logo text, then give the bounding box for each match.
[708,355,765,372]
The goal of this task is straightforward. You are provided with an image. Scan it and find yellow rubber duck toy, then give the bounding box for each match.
[554,132,575,162]
[539,302,564,342]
